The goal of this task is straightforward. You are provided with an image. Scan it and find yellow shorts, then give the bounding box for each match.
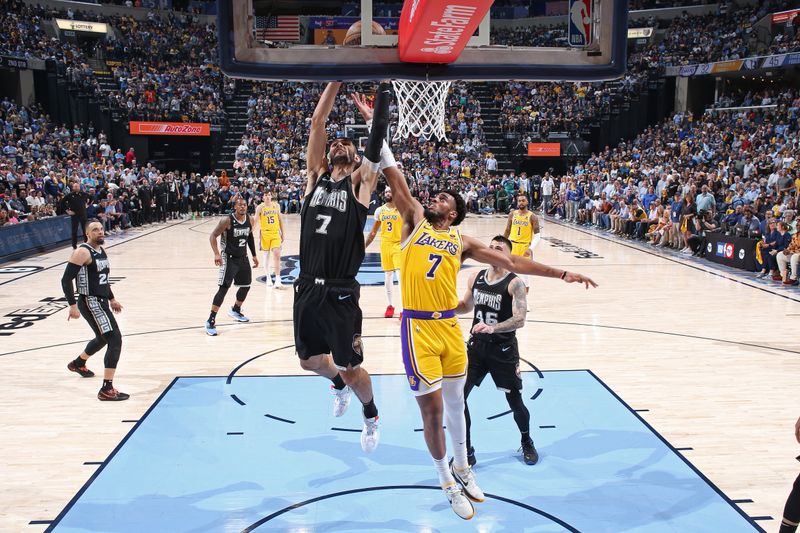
[401,316,467,395]
[261,236,281,250]
[380,241,402,271]
[511,241,531,257]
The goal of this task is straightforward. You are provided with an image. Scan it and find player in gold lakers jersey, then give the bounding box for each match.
[255,192,285,289]
[370,128,597,520]
[504,194,541,290]
[365,188,403,317]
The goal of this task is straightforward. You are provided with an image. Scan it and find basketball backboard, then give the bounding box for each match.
[218,0,628,82]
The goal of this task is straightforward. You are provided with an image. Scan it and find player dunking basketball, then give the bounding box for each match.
[365,187,404,318]
[61,220,129,401]
[294,82,391,452]
[355,92,598,519]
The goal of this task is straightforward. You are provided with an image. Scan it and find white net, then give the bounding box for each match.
[392,80,452,142]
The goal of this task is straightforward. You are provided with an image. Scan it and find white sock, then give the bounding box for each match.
[394,270,403,312]
[443,378,469,472]
[433,456,456,488]
[384,271,393,306]
[273,254,282,285]
[262,251,272,285]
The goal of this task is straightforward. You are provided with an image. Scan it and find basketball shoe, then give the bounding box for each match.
[361,415,380,453]
[444,484,474,520]
[228,307,250,322]
[331,385,352,417]
[450,461,484,503]
[521,440,539,465]
[68,361,95,378]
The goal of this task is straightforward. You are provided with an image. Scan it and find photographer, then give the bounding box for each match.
[686,210,718,257]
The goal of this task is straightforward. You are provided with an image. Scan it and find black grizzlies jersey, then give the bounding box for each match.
[76,243,111,298]
[222,214,251,258]
[300,173,367,279]
[471,269,518,344]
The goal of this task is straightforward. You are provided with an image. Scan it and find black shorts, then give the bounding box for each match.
[293,278,363,370]
[466,337,522,392]
[218,254,251,287]
[77,295,119,336]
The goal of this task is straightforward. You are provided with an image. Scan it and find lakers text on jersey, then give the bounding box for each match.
[399,220,467,394]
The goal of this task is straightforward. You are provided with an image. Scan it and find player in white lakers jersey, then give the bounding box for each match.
[365,188,403,317]
[355,95,598,520]
[255,191,285,288]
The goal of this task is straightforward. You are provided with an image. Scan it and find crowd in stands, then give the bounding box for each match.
[535,91,800,283]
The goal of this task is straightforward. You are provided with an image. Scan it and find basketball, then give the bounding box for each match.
[343,20,385,46]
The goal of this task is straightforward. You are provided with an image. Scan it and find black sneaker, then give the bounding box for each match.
[467,446,477,467]
[521,440,539,465]
[68,361,95,378]
[98,387,130,401]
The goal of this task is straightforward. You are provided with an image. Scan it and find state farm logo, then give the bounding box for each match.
[422,4,477,55]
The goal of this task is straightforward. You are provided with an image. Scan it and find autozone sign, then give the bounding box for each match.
[129,121,210,136]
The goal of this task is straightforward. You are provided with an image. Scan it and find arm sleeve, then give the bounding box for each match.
[248,232,256,256]
[61,262,82,305]
[364,82,392,164]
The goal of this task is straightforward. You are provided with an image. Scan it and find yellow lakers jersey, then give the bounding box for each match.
[259,204,280,236]
[376,204,403,244]
[511,210,533,243]
[401,220,462,312]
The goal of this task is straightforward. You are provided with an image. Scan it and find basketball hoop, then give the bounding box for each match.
[392,80,452,142]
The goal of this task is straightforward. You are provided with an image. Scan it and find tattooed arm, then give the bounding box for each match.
[470,277,528,334]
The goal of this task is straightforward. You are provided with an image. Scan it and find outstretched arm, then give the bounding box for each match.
[352,83,392,208]
[365,218,381,248]
[455,271,478,315]
[462,234,598,289]
[503,210,513,238]
[306,82,341,197]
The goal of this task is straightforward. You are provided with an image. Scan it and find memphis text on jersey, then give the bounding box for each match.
[413,231,459,256]
[309,187,348,212]
[232,227,250,238]
[473,289,502,311]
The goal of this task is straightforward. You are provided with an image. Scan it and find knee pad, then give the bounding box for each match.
[235,286,250,301]
[85,336,108,356]
[212,285,230,307]
[103,330,122,369]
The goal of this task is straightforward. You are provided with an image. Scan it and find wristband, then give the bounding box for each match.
[365,119,373,132]
[560,270,567,280]
[380,141,397,170]
[362,158,380,173]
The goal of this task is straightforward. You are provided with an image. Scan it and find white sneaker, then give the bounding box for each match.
[444,484,475,520]
[450,462,485,502]
[331,385,351,417]
[264,276,273,288]
[361,415,380,453]
[274,279,284,289]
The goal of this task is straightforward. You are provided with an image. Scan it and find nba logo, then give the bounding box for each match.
[568,0,593,47]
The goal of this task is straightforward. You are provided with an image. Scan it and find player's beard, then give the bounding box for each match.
[423,208,445,225]
[96,237,105,245]
[329,152,353,166]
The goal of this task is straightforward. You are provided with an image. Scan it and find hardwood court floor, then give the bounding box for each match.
[0,214,797,531]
